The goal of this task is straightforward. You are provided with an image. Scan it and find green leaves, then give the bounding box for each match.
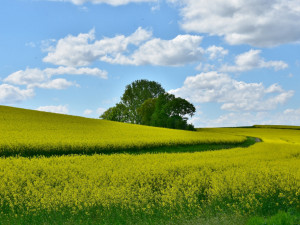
[100,80,196,130]
[121,79,165,124]
[138,93,196,130]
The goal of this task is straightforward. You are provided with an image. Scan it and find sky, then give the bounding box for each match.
[1,0,300,127]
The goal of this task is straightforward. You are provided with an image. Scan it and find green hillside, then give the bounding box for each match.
[0,105,245,156]
[0,106,299,224]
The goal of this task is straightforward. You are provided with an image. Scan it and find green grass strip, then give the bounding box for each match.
[0,137,257,157]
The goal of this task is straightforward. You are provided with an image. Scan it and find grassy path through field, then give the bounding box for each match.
[0,136,257,157]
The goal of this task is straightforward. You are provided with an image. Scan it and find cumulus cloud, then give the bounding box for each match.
[193,112,268,128]
[83,107,106,117]
[190,108,300,128]
[169,0,300,47]
[96,107,106,115]
[43,28,204,67]
[43,27,152,67]
[215,109,300,127]
[51,0,156,6]
[195,46,228,71]
[37,105,69,114]
[4,68,47,86]
[195,63,215,72]
[4,66,107,89]
[220,49,288,72]
[83,109,93,115]
[282,108,300,123]
[45,66,108,78]
[169,71,294,112]
[206,45,228,60]
[28,79,76,90]
[265,83,284,93]
[101,34,204,66]
[0,84,34,104]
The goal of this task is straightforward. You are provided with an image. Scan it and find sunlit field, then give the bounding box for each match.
[0,106,299,224]
[0,106,245,157]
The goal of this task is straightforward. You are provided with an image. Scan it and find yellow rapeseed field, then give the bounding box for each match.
[0,106,299,224]
[0,106,245,156]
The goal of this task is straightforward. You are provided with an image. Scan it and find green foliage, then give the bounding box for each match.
[100,103,128,122]
[253,125,300,130]
[247,211,300,225]
[136,98,157,125]
[100,80,196,130]
[139,93,196,130]
[120,79,165,123]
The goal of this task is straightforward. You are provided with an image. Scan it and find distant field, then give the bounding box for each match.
[0,106,246,156]
[0,106,299,224]
[253,124,300,130]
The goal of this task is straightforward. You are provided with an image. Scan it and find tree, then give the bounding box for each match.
[100,103,128,122]
[164,96,195,118]
[100,80,196,131]
[138,93,196,130]
[136,98,157,126]
[121,80,165,124]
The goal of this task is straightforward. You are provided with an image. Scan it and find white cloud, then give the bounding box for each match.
[4,66,107,89]
[0,84,34,104]
[206,45,228,60]
[28,79,76,90]
[83,109,93,115]
[25,42,36,48]
[96,107,106,115]
[37,105,69,114]
[220,49,288,72]
[196,112,268,128]
[51,0,156,6]
[43,27,152,67]
[282,108,300,124]
[170,0,300,47]
[44,66,108,78]
[169,71,294,112]
[43,28,204,67]
[4,68,47,86]
[83,107,106,117]
[265,83,284,93]
[196,63,215,72]
[191,108,300,128]
[41,39,57,52]
[101,34,204,66]
[284,108,300,115]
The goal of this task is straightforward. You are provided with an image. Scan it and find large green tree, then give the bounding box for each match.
[100,103,128,122]
[100,80,196,130]
[120,80,165,123]
[140,93,196,130]
[136,98,157,126]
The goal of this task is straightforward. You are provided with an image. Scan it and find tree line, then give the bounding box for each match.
[100,80,196,131]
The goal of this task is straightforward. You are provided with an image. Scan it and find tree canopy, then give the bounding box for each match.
[100,80,196,131]
[140,93,196,130]
[121,79,165,124]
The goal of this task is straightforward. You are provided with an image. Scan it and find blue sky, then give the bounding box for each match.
[1,0,300,127]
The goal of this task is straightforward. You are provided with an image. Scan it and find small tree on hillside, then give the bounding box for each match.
[136,98,157,126]
[100,80,196,131]
[100,103,128,122]
[121,80,165,124]
[139,93,196,130]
